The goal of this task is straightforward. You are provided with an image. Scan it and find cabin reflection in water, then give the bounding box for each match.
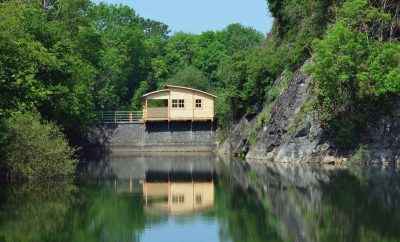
[143,171,215,215]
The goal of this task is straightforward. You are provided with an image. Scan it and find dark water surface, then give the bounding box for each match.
[0,155,400,242]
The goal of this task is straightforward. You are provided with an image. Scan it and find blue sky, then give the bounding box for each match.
[94,0,273,34]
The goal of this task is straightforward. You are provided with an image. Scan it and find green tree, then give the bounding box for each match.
[3,111,77,179]
[130,80,150,110]
[218,23,264,55]
[164,66,210,91]
[164,32,198,73]
[306,0,400,148]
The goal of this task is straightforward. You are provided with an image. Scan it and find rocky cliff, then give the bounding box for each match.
[220,64,400,166]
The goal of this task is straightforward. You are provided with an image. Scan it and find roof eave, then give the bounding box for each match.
[141,89,170,99]
[164,85,217,98]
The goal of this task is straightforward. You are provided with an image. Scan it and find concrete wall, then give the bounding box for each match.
[103,121,217,154]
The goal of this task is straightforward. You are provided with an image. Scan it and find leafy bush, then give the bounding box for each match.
[306,0,399,148]
[3,111,77,179]
[307,22,368,122]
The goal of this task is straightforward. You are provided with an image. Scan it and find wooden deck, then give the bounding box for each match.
[98,110,214,124]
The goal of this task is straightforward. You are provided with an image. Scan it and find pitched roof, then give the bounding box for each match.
[142,85,217,99]
[164,85,217,98]
[141,89,170,98]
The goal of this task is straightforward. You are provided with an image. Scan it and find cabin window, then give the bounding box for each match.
[178,99,185,108]
[172,194,185,204]
[172,99,185,108]
[195,99,202,108]
[172,99,178,108]
[196,194,202,204]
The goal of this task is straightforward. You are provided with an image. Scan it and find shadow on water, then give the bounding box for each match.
[1,155,400,242]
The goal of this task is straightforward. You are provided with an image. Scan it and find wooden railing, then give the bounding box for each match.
[145,107,168,120]
[98,111,143,124]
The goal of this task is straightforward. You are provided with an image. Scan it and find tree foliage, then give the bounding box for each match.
[1,0,399,174]
[307,0,400,148]
[165,66,209,91]
[3,111,76,179]
[0,0,268,177]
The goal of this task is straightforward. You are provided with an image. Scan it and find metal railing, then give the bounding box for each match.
[98,111,143,124]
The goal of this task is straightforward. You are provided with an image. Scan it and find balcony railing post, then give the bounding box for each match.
[97,110,144,124]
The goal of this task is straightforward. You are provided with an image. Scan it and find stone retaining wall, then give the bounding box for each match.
[94,121,217,154]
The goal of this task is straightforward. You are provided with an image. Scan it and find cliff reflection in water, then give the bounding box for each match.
[0,155,400,242]
[234,161,400,242]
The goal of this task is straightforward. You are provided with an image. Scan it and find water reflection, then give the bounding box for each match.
[238,162,400,242]
[143,172,214,215]
[0,156,400,242]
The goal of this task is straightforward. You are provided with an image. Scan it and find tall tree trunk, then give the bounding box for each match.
[391,3,400,41]
[42,0,48,9]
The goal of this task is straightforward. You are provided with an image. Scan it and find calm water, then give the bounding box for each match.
[0,155,400,242]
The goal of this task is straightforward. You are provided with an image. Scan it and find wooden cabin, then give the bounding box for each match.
[142,85,216,122]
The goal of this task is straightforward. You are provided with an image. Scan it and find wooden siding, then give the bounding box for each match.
[146,107,168,120]
[192,92,214,120]
[169,88,195,120]
[168,87,214,121]
[142,86,215,122]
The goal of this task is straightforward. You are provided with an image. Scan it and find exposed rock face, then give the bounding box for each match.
[363,97,400,165]
[220,64,400,165]
[217,114,256,157]
[246,68,327,163]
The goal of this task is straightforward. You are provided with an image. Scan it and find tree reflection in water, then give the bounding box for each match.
[0,160,400,242]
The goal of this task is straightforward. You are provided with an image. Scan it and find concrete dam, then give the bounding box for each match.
[98,121,217,154]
